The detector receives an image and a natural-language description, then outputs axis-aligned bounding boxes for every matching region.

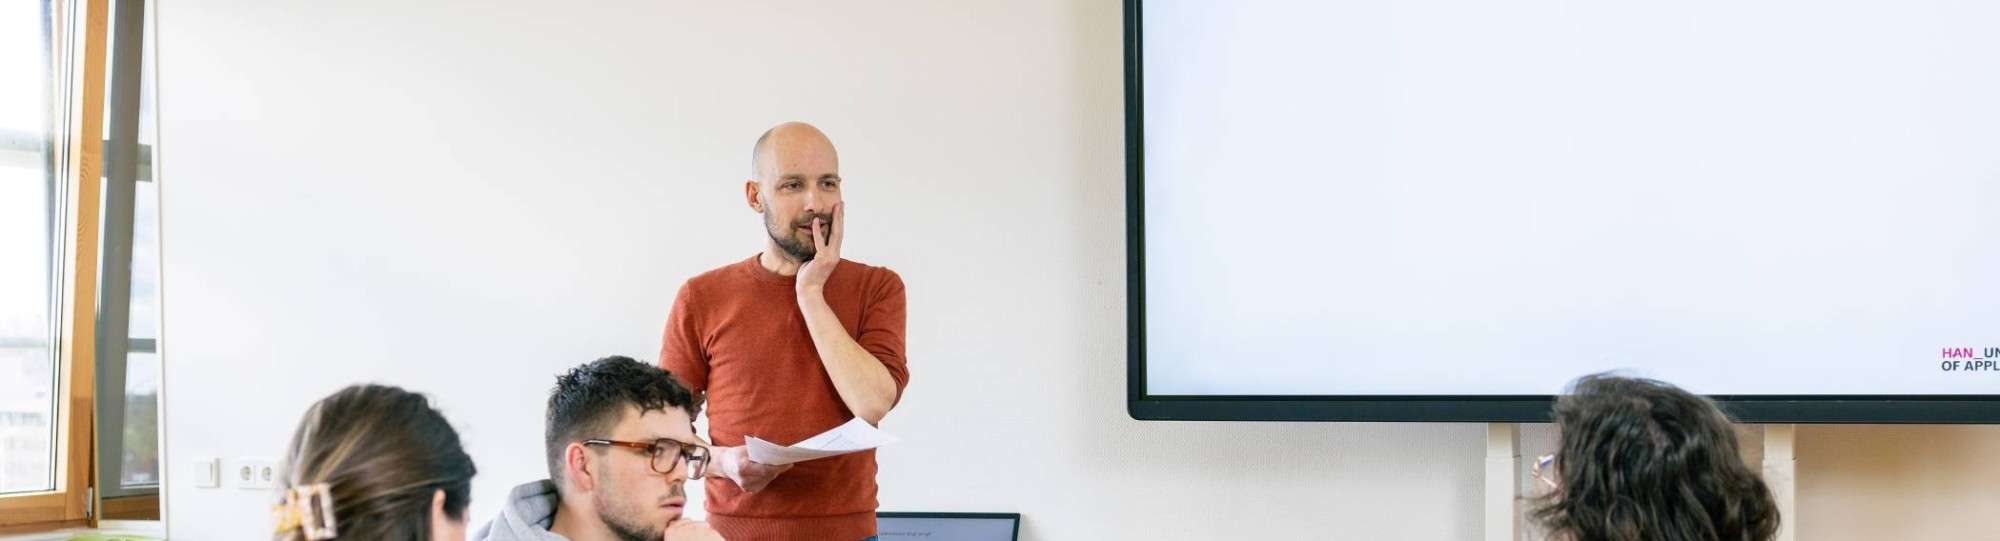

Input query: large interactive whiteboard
[1126,0,2000,422]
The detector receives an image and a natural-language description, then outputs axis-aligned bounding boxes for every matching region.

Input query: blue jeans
[861,538,879,541]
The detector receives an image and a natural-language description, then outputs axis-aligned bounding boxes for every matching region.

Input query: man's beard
[605,517,662,541]
[597,481,684,541]
[764,208,831,263]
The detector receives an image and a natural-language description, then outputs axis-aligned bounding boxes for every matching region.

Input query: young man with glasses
[481,356,725,541]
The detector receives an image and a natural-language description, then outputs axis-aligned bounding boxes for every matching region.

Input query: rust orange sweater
[660,254,909,541]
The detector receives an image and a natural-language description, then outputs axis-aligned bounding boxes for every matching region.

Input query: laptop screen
[876,512,1020,541]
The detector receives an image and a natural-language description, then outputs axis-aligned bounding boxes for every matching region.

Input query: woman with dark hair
[1530,374,1781,541]
[274,384,478,541]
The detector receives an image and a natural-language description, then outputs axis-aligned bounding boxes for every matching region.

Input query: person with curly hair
[1530,373,1781,541]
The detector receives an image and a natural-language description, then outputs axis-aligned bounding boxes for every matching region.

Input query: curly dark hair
[545,355,700,482]
[277,384,476,541]
[1529,373,1781,541]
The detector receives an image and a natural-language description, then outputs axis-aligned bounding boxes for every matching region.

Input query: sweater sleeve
[858,268,910,404]
[658,280,710,394]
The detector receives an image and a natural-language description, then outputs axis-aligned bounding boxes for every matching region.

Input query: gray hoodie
[476,480,570,541]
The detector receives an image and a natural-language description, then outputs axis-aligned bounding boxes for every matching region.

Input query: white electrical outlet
[255,459,280,488]
[225,458,256,488]
[191,456,220,488]
[230,457,281,489]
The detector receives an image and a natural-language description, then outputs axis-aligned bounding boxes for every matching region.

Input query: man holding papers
[660,122,911,541]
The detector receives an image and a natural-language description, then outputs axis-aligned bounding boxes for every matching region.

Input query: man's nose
[668,459,690,482]
[804,190,825,213]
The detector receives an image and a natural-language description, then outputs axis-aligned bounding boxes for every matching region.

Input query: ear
[564,442,598,493]
[744,180,763,213]
[428,489,464,541]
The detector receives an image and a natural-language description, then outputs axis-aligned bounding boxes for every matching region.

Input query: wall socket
[226,457,280,489]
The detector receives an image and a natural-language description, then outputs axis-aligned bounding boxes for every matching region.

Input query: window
[0,0,148,529]
[0,0,60,499]
[98,0,159,499]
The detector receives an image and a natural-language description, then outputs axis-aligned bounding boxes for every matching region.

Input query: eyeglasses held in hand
[1531,453,1559,490]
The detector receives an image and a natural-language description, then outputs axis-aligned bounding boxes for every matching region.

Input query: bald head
[744,122,844,264]
[750,122,839,181]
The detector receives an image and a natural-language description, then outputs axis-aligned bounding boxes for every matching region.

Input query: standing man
[660,122,909,541]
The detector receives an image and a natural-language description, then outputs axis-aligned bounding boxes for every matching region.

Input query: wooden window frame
[0,0,110,530]
[100,494,158,521]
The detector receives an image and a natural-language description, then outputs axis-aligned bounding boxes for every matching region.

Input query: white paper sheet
[744,418,901,466]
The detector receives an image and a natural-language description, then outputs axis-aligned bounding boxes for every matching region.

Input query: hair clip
[273,483,339,540]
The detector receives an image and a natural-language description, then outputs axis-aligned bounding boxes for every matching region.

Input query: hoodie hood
[475,480,569,541]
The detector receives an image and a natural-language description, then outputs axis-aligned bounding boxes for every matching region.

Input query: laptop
[876,512,1021,541]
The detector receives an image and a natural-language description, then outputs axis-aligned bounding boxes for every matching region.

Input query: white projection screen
[1125,0,2000,422]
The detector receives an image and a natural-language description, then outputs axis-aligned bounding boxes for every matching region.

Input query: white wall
[153,1,1998,540]
[1796,425,2000,541]
[156,1,1482,539]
